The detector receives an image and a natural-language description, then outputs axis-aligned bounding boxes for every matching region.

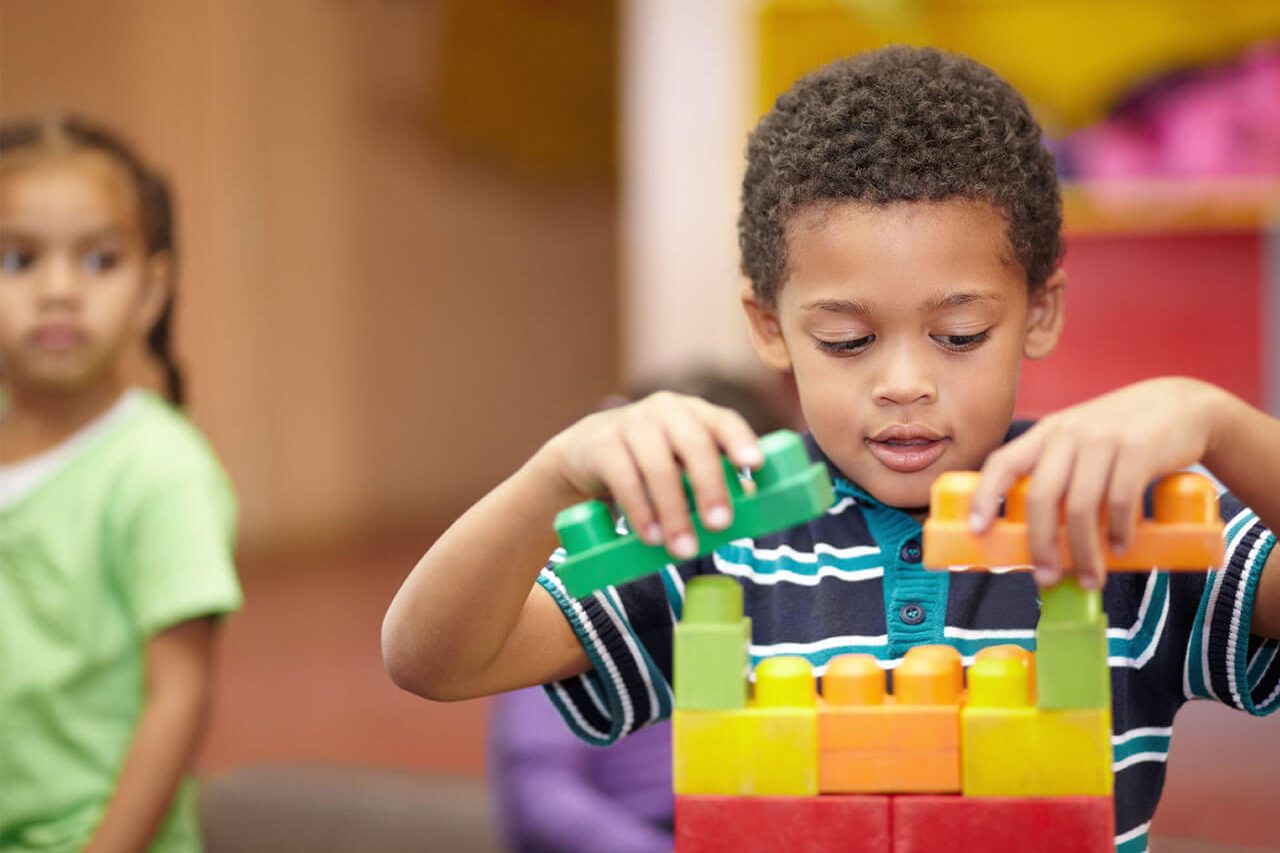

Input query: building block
[961,647,1113,797]
[740,656,819,795]
[891,795,1115,853]
[1035,577,1111,710]
[673,707,748,795]
[553,430,835,597]
[676,795,891,853]
[673,655,819,796]
[674,575,751,710]
[818,647,962,793]
[922,470,1223,570]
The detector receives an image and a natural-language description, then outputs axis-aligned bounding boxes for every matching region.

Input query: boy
[383,47,1280,852]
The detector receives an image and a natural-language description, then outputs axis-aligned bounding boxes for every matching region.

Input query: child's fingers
[593,441,661,545]
[691,398,763,469]
[621,418,698,560]
[1063,442,1115,590]
[663,408,733,533]
[1025,438,1076,587]
[1105,452,1148,554]
[970,429,1044,532]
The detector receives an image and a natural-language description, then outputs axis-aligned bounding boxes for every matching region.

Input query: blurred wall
[0,0,619,550]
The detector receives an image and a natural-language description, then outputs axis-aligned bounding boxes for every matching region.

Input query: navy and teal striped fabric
[536,430,1279,853]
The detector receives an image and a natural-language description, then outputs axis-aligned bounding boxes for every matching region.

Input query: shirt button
[899,539,922,563]
[899,603,926,625]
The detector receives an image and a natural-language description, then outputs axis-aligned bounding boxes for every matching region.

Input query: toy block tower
[818,646,962,793]
[961,645,1112,797]
[552,430,834,598]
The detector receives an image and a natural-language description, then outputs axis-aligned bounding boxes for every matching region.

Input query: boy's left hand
[967,377,1227,589]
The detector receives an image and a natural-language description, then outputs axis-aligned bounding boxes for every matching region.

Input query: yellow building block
[740,656,819,795]
[672,656,818,796]
[961,647,1113,797]
[672,708,745,795]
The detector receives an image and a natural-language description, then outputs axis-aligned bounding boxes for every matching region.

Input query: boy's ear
[741,284,793,371]
[1023,267,1066,360]
[135,251,173,336]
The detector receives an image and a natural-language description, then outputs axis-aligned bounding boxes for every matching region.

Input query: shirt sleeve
[536,547,708,746]
[116,455,243,637]
[1180,489,1280,715]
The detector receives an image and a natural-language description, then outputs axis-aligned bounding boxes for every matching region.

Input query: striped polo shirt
[535,430,1279,853]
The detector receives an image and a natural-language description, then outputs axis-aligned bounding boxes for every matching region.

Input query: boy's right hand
[539,391,763,561]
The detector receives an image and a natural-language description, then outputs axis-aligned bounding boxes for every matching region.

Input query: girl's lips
[30,325,85,350]
[865,437,948,473]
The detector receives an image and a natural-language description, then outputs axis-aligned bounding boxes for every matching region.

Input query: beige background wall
[0,0,619,550]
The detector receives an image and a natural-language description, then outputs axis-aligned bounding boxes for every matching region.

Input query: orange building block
[923,471,1223,570]
[818,646,962,794]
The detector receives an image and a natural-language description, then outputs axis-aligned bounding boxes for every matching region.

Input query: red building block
[676,795,891,853]
[892,795,1114,853]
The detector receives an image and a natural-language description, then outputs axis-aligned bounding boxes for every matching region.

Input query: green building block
[1035,577,1112,711]
[552,430,835,599]
[674,576,751,710]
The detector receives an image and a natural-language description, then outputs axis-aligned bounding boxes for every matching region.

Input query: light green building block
[552,430,835,598]
[674,576,751,710]
[1035,577,1111,711]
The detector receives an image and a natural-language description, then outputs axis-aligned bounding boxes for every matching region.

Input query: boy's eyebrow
[920,291,1001,312]
[799,298,876,316]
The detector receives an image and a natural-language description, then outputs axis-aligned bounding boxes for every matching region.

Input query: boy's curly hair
[740,45,1062,305]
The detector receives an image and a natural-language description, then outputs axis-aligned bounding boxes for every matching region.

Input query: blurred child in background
[487,372,793,853]
[0,117,242,852]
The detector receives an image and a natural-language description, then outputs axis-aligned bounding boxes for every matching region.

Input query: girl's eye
[0,248,35,274]
[817,334,875,355]
[82,250,120,274]
[935,331,990,352]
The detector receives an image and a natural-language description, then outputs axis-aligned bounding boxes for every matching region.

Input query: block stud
[929,471,978,522]
[554,500,617,554]
[823,654,885,705]
[971,644,1036,698]
[684,575,744,623]
[1004,478,1030,522]
[754,656,817,708]
[1154,472,1218,524]
[752,431,811,490]
[897,645,963,704]
[968,648,1032,708]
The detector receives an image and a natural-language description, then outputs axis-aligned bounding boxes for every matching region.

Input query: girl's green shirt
[0,390,242,852]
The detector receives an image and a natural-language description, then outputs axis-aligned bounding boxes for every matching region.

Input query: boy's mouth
[866,425,949,474]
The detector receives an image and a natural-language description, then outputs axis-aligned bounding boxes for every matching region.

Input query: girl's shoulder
[1,390,232,513]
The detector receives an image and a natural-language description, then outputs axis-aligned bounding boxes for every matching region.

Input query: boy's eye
[816,334,875,355]
[935,331,990,352]
[0,248,35,274]
[82,250,120,274]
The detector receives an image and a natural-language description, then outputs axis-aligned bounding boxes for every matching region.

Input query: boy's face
[743,199,1064,509]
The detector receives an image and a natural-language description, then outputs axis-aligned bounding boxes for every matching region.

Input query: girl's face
[0,151,166,397]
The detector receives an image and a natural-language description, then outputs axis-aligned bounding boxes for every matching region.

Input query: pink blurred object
[1067,43,1280,178]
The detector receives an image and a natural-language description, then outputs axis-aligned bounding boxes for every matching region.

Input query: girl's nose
[35,254,80,305]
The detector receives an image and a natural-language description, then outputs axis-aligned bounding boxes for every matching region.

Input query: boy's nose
[872,345,937,406]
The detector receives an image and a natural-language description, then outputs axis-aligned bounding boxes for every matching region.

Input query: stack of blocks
[668,471,1223,853]
[548,439,1223,852]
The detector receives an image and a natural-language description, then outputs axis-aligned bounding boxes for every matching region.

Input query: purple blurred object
[1063,42,1280,179]
[488,687,673,853]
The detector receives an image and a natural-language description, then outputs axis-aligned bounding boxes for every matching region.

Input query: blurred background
[2,0,1277,850]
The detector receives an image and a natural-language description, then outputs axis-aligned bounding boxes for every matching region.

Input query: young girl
[0,117,242,852]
